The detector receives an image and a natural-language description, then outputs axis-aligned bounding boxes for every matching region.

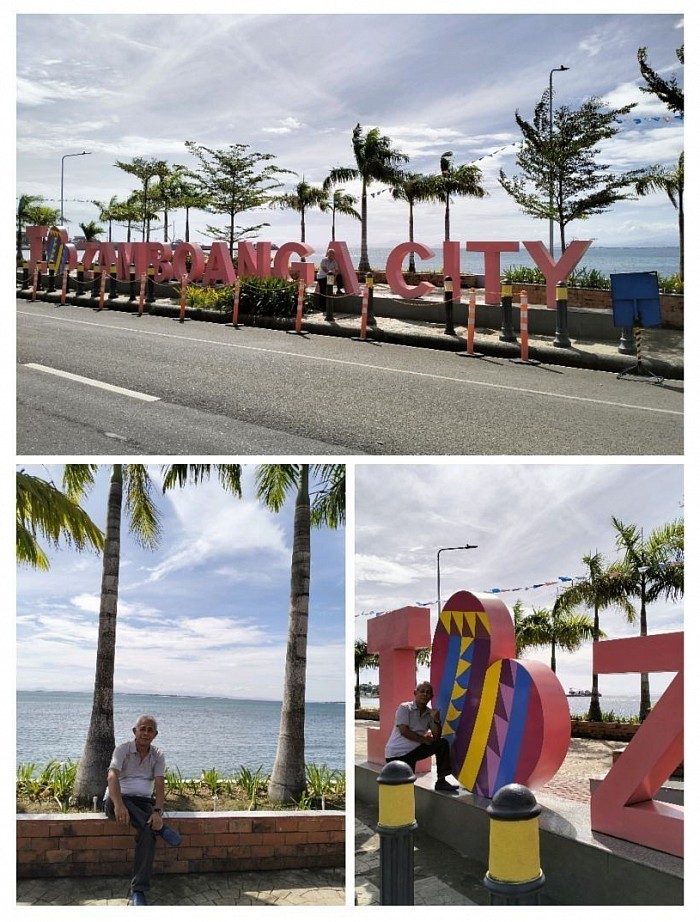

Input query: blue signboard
[610,272,662,328]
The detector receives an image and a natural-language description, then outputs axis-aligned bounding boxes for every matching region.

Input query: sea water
[351,245,680,278]
[360,693,657,720]
[16,691,344,777]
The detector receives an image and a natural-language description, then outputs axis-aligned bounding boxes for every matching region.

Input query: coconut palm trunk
[268,465,311,803]
[73,465,123,803]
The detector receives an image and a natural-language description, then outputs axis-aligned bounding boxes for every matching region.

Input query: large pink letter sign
[365,606,432,766]
[430,590,569,797]
[591,632,683,857]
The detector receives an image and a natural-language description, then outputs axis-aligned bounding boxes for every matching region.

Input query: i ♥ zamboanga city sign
[27,225,592,305]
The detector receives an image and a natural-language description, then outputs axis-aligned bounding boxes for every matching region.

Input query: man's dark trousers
[386,737,453,777]
[104,795,157,892]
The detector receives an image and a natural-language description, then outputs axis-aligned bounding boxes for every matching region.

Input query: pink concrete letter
[273,242,315,282]
[591,632,683,857]
[327,241,359,295]
[523,240,592,308]
[385,243,435,299]
[466,241,520,304]
[443,241,462,303]
[238,242,272,279]
[26,226,48,266]
[365,607,432,767]
[202,243,237,286]
[172,243,205,281]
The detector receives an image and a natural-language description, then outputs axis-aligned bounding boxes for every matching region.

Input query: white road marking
[18,310,682,417]
[23,363,160,402]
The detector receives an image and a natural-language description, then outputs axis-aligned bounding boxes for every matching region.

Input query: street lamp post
[60,151,91,225]
[436,544,478,616]
[548,66,569,256]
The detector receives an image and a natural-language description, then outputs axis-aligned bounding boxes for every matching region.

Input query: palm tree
[354,640,379,709]
[17,195,44,264]
[516,605,596,674]
[79,220,104,242]
[390,173,436,273]
[433,152,487,241]
[326,124,408,273]
[635,152,684,280]
[69,464,162,803]
[161,463,345,804]
[110,194,143,243]
[272,177,329,245]
[553,553,635,720]
[325,187,361,241]
[256,463,345,803]
[611,516,684,721]
[512,598,547,656]
[92,196,121,242]
[16,470,104,570]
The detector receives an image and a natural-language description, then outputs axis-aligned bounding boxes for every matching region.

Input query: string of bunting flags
[356,576,584,617]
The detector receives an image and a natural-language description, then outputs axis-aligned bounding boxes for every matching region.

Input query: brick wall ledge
[17,810,345,879]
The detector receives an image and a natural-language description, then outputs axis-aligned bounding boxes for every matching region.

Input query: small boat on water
[567,688,601,697]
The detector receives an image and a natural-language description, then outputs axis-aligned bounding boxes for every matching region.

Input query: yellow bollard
[377,760,417,905]
[483,783,545,905]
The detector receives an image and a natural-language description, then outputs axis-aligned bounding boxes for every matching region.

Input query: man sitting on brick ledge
[385,681,460,793]
[104,715,181,906]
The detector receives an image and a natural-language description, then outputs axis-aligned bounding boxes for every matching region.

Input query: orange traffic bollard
[359,286,369,340]
[519,289,529,360]
[457,287,483,359]
[295,280,305,333]
[137,273,147,315]
[509,289,539,366]
[178,275,187,321]
[232,279,241,327]
[98,270,107,310]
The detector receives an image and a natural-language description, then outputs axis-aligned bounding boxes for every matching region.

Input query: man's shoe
[130,890,147,906]
[435,779,459,792]
[159,825,182,847]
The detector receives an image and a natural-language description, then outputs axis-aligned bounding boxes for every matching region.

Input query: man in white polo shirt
[385,681,459,792]
[104,715,181,906]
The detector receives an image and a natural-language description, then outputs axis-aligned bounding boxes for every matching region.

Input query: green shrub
[502,265,545,284]
[658,274,683,294]
[184,275,313,320]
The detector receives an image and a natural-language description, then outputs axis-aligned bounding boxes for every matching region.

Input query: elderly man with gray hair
[385,682,460,792]
[104,715,181,905]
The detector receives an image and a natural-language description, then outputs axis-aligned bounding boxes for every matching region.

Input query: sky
[16,464,346,702]
[355,461,684,699]
[13,3,686,257]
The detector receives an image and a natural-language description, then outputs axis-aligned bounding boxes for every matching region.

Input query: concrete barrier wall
[17,811,345,879]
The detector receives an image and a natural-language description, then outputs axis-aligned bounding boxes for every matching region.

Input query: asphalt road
[17,300,683,456]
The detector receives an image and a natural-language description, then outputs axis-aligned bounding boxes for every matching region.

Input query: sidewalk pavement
[16,866,345,906]
[18,288,684,380]
[300,304,683,381]
[355,798,490,906]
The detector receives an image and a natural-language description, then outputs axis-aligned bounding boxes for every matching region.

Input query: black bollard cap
[487,783,541,821]
[377,761,416,786]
